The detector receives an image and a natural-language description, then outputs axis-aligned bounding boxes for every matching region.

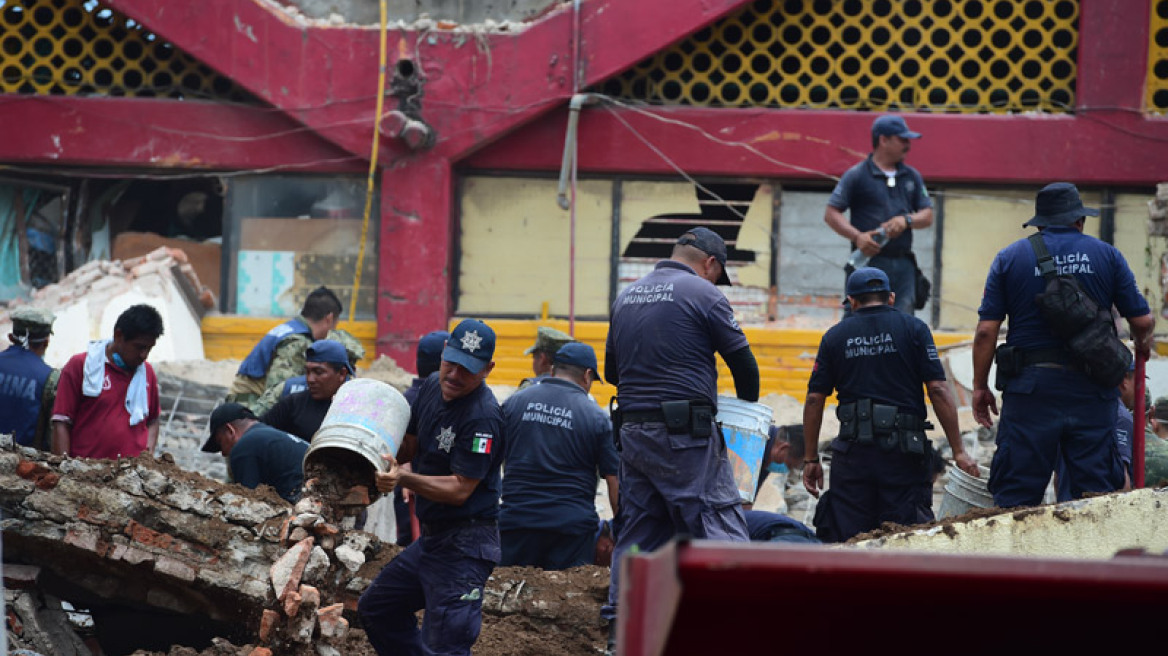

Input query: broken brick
[258,609,280,644]
[15,460,50,480]
[289,527,309,543]
[312,521,339,537]
[34,472,59,490]
[283,590,303,618]
[270,537,314,601]
[339,485,371,507]
[317,603,348,640]
[248,648,273,656]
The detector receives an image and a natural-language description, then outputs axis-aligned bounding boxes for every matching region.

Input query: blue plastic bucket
[717,396,774,503]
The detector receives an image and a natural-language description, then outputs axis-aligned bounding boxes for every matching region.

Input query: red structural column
[377,157,454,363]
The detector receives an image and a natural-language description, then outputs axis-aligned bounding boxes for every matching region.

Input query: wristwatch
[904,213,914,229]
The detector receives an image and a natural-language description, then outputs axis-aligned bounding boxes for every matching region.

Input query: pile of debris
[0,247,214,367]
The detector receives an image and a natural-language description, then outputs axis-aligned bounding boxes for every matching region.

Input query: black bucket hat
[1023,182,1099,228]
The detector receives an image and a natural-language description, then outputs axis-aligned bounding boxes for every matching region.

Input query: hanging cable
[350,0,390,322]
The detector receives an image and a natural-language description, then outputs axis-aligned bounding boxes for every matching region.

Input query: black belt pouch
[872,404,898,451]
[660,400,692,435]
[856,399,874,445]
[690,404,714,438]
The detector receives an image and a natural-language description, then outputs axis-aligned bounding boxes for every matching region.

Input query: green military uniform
[246,329,366,415]
[518,326,575,390]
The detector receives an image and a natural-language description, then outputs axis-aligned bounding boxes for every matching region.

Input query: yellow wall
[458,177,613,318]
[201,316,378,362]
[201,316,970,406]
[938,188,1103,331]
[1113,192,1167,314]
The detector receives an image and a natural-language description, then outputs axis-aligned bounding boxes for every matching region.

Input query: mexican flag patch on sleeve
[471,432,493,454]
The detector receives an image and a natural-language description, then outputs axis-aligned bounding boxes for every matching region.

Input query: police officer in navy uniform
[394,329,451,547]
[803,267,978,543]
[500,342,618,570]
[973,182,1154,507]
[602,227,760,642]
[0,307,56,448]
[359,319,504,656]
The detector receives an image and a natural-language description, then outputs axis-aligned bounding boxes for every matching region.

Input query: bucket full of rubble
[304,379,410,481]
[717,395,774,504]
[937,463,993,519]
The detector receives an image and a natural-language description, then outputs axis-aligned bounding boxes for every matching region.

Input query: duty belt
[1019,348,1070,367]
[622,409,667,423]
[420,517,497,537]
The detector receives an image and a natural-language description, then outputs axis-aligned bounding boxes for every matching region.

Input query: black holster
[660,400,714,438]
[609,396,623,452]
[837,399,931,457]
[994,344,1021,391]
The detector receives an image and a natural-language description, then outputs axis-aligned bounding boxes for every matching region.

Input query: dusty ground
[129,564,610,656]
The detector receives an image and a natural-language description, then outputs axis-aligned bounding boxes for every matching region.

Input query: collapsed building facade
[0,0,1166,404]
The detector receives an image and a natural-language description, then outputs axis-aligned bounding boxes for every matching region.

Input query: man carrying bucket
[358,319,504,656]
[602,227,760,651]
[802,267,978,542]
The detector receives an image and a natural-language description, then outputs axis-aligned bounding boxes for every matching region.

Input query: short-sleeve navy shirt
[808,304,945,417]
[979,226,1149,351]
[406,373,505,524]
[229,423,310,503]
[499,377,618,534]
[827,155,932,257]
[606,260,750,411]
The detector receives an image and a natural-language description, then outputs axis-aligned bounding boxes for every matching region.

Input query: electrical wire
[349,0,389,321]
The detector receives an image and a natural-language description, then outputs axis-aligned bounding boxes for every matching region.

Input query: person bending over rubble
[259,339,352,442]
[201,402,309,503]
[499,342,618,570]
[972,183,1154,507]
[0,306,57,449]
[51,304,164,459]
[359,318,505,656]
[250,327,366,416]
[802,267,978,543]
[226,286,342,406]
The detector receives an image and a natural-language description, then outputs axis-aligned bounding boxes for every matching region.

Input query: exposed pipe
[557,91,598,336]
[1135,350,1147,488]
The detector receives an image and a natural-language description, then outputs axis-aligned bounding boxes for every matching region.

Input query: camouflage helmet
[524,326,575,356]
[327,328,366,366]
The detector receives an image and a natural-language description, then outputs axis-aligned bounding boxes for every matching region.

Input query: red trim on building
[0,96,362,172]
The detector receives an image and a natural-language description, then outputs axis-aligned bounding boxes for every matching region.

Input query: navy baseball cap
[1023,182,1099,228]
[553,342,600,379]
[846,267,891,296]
[872,115,921,140]
[443,319,496,374]
[202,403,255,453]
[416,330,450,376]
[677,227,732,286]
[307,339,355,375]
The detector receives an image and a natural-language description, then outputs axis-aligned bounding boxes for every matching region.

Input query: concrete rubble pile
[0,246,214,367]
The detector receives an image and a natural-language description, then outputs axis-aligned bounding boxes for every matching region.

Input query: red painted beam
[620,540,1168,655]
[463,105,1168,187]
[1078,0,1150,111]
[0,95,362,172]
[102,0,754,162]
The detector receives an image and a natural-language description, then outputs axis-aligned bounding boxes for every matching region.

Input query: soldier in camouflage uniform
[1,307,57,450]
[226,287,343,406]
[249,328,366,416]
[518,326,575,390]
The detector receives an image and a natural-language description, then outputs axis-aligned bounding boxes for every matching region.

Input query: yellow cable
[350,0,389,322]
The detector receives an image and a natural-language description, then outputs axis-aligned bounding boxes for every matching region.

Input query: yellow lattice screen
[1150,0,1168,113]
[600,0,1080,113]
[0,0,252,101]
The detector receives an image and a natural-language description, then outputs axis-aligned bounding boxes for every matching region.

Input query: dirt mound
[358,355,414,392]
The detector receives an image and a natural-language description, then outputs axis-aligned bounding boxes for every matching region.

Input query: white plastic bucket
[716,395,774,504]
[937,464,993,519]
[303,379,411,475]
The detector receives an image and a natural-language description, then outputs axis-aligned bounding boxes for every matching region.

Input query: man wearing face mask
[201,403,309,504]
[259,339,353,442]
[51,304,164,459]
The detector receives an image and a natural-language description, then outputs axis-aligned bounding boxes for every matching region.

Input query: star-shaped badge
[461,330,482,353]
[437,426,456,453]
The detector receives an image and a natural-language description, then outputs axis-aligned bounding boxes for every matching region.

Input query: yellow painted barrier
[200,315,971,408]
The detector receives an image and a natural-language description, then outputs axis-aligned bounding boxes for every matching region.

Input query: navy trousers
[358,524,499,656]
[815,440,933,543]
[989,367,1123,507]
[500,528,595,570]
[602,421,748,620]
